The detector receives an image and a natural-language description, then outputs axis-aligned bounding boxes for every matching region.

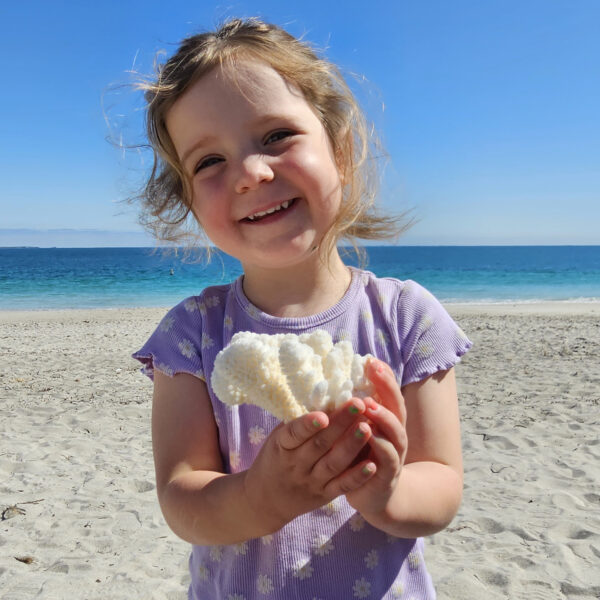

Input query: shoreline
[1,300,600,321]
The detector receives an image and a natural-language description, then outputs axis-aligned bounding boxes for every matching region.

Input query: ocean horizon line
[2,243,600,250]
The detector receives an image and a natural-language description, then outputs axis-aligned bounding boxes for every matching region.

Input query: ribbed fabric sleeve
[396,280,472,386]
[132,295,207,381]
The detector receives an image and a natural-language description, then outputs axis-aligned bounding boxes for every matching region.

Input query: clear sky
[1,0,599,247]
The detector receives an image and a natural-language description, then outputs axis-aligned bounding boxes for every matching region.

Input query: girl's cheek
[193,178,224,206]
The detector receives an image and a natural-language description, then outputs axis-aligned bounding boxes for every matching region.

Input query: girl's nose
[234,154,274,194]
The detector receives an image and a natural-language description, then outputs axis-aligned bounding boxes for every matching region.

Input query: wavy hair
[134,18,412,261]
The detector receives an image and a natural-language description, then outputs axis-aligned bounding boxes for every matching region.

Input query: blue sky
[1,0,598,247]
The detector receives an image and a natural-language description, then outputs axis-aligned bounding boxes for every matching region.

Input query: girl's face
[166,61,343,272]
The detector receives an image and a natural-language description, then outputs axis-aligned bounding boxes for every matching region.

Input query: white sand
[1,304,599,599]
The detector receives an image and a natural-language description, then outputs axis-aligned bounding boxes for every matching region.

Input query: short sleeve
[397,281,472,386]
[132,296,206,381]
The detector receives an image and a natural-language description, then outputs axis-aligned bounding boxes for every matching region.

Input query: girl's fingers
[277,412,329,451]
[364,398,407,454]
[367,359,407,425]
[366,433,402,480]
[324,458,377,497]
[310,420,372,482]
[299,399,367,462]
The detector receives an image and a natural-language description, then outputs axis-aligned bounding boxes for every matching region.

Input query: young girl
[133,18,471,600]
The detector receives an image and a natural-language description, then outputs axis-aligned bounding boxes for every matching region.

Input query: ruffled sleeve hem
[132,349,206,382]
[400,341,472,387]
[397,280,473,387]
[131,296,206,382]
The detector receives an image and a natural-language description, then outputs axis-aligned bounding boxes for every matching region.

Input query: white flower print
[336,330,351,342]
[233,541,248,556]
[246,304,261,320]
[321,499,339,516]
[386,534,398,544]
[249,426,266,445]
[361,310,373,323]
[201,333,214,349]
[375,328,389,346]
[159,315,175,332]
[261,534,273,545]
[256,574,274,594]
[349,513,366,532]
[408,551,421,570]
[314,534,334,556]
[365,549,379,570]
[229,451,241,470]
[184,299,198,312]
[227,594,246,600]
[209,546,223,561]
[421,288,436,302]
[390,583,404,598]
[224,315,234,329]
[155,363,174,377]
[420,315,433,332]
[206,295,220,308]
[195,368,205,381]
[353,577,371,598]
[293,559,313,580]
[198,563,209,581]
[377,292,387,307]
[198,302,207,316]
[178,339,196,359]
[416,342,434,358]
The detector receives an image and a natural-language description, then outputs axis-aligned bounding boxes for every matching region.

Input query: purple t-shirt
[133,268,472,600]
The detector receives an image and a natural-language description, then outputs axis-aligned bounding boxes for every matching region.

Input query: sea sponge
[211,330,374,422]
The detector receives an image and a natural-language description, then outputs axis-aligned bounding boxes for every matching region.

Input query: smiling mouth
[243,199,296,222]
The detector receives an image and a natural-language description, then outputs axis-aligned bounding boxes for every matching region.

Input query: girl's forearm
[159,470,286,546]
[362,462,463,538]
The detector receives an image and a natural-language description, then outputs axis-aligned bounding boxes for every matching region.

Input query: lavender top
[133,268,472,600]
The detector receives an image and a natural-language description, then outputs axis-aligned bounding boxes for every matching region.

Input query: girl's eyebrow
[180,135,218,166]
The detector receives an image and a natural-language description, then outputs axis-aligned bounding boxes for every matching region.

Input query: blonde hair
[135,17,411,260]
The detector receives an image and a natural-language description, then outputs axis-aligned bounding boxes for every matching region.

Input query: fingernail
[362,463,375,475]
[348,404,360,415]
[367,400,379,413]
[355,426,366,439]
[313,419,323,428]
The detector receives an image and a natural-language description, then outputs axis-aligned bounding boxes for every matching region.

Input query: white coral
[211,330,374,422]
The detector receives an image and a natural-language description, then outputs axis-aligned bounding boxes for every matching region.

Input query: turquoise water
[0,246,599,310]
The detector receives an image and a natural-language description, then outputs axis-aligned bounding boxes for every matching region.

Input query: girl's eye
[265,130,293,144]
[194,156,223,174]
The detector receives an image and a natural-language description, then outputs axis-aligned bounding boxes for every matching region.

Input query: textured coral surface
[211,330,374,422]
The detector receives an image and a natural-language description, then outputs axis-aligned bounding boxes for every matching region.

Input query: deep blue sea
[0,246,599,310]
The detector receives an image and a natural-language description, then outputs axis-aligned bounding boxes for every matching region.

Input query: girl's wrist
[241,470,289,536]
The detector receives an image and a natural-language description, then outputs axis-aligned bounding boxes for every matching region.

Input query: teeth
[247,200,291,221]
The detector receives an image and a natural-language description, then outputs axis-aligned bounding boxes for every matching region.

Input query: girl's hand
[345,359,408,519]
[243,398,377,533]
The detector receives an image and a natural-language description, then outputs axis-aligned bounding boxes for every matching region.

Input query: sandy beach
[1,304,599,599]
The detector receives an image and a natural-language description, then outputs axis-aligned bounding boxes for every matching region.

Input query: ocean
[0,246,599,311]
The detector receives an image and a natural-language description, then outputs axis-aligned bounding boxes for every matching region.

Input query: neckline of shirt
[233,266,369,330]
